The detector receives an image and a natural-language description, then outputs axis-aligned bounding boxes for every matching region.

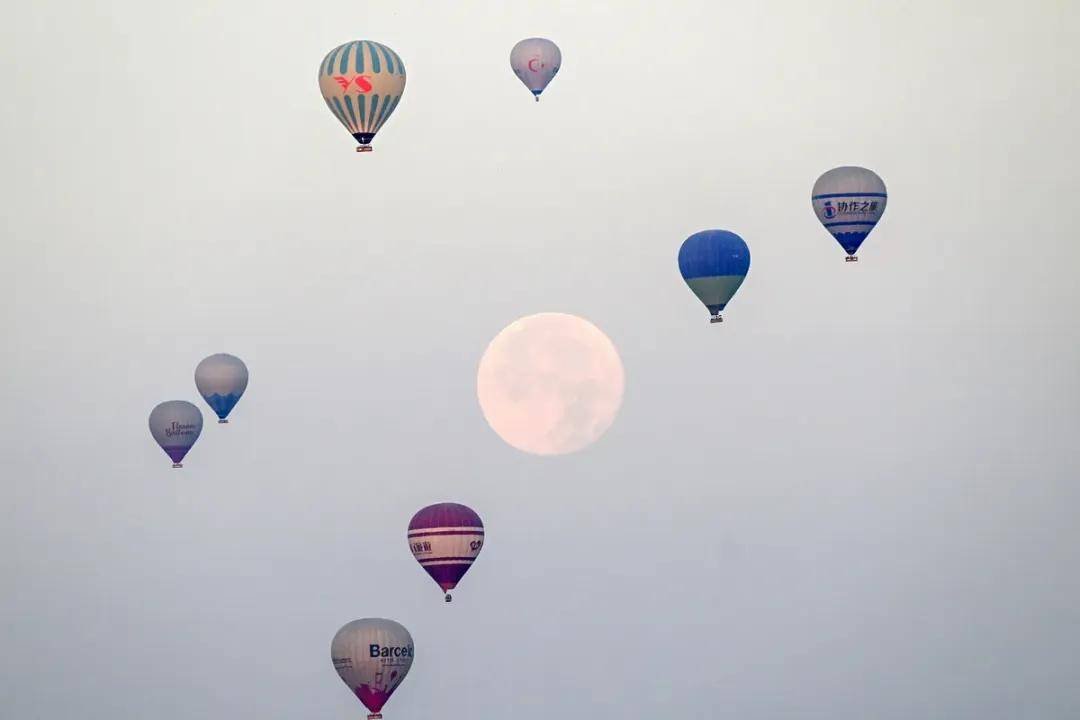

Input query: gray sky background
[2,1,1079,718]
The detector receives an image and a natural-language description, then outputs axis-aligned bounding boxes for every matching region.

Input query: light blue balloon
[195,353,249,423]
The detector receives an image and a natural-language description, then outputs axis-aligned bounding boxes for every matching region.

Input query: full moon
[477,313,625,456]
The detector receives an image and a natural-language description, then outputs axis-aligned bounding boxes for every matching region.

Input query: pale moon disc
[477,313,625,455]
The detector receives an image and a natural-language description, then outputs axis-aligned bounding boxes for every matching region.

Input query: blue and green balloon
[678,230,750,324]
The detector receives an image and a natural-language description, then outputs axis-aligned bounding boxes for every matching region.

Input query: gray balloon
[194,353,249,423]
[148,400,203,468]
[331,618,414,719]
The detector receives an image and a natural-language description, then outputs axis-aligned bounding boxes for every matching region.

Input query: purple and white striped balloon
[408,503,484,602]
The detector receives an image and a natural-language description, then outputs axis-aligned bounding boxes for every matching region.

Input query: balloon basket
[356,145,373,153]
[445,593,452,603]
[172,463,183,469]
[845,255,858,262]
[218,418,228,424]
[368,714,383,719]
[709,315,723,324]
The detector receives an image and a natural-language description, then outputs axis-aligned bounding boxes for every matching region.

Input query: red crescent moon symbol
[527,58,541,72]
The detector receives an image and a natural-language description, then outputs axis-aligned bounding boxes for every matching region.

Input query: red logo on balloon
[333,75,373,93]
[527,57,544,72]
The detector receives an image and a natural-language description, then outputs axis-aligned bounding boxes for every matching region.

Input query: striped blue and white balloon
[510,38,561,101]
[678,230,751,324]
[811,166,887,261]
[319,40,406,152]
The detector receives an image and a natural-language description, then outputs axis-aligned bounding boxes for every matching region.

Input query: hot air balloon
[319,40,406,152]
[811,166,888,262]
[331,619,414,720]
[678,230,751,323]
[148,400,203,468]
[510,38,561,101]
[408,503,484,602]
[195,353,248,423]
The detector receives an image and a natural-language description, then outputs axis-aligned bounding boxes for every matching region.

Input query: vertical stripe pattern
[318,40,407,145]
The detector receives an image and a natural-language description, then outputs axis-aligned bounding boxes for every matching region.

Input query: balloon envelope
[678,230,750,321]
[510,38,561,100]
[148,400,203,467]
[811,166,887,258]
[319,40,406,150]
[408,503,484,599]
[195,353,248,422]
[331,619,414,719]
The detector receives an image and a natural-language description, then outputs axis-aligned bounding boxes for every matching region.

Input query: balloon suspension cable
[356,145,374,153]
[845,255,858,262]
[445,592,452,603]
[710,314,723,324]
[172,463,183,469]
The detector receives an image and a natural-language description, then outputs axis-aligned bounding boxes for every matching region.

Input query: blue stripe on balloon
[339,43,353,75]
[367,42,381,74]
[344,95,358,130]
[324,46,340,76]
[324,98,346,127]
[388,47,405,75]
[380,94,401,129]
[368,94,380,129]
[812,192,887,199]
[357,95,367,131]
[377,43,395,74]
[824,220,877,227]
[373,94,395,130]
[331,97,351,129]
[354,41,364,74]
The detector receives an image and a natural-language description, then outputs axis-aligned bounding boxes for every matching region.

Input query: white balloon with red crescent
[510,38,561,101]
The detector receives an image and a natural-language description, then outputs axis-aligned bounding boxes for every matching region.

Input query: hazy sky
[2,1,1079,718]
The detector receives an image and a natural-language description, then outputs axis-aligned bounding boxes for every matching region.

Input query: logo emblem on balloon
[510,38,562,100]
[333,75,374,93]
